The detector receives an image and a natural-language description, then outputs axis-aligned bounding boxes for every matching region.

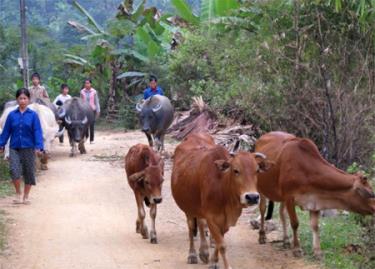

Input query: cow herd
[125,131,375,269]
[1,94,375,269]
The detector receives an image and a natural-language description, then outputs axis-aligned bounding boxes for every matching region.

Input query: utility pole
[20,0,29,88]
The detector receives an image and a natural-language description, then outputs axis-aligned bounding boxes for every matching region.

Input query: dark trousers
[58,123,64,143]
[89,116,96,142]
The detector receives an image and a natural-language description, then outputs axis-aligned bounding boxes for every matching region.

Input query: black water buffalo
[60,97,94,157]
[136,95,174,152]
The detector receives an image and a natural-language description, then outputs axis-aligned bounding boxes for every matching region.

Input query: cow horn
[136,103,143,112]
[82,116,88,124]
[65,116,72,125]
[254,152,267,159]
[152,103,162,112]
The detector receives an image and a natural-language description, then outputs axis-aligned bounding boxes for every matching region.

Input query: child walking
[80,79,100,144]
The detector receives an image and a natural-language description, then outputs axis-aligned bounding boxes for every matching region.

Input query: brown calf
[125,144,164,244]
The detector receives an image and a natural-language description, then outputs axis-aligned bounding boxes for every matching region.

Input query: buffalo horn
[65,116,72,125]
[58,107,66,118]
[152,103,162,112]
[82,116,88,124]
[136,103,143,112]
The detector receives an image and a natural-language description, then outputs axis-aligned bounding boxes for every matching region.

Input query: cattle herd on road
[1,95,375,269]
[126,130,375,269]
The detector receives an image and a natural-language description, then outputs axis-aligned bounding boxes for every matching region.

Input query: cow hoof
[150,231,157,244]
[69,153,74,157]
[313,251,324,261]
[136,221,141,234]
[258,235,267,244]
[187,254,198,264]
[141,227,149,239]
[199,249,209,264]
[208,263,220,269]
[292,248,304,258]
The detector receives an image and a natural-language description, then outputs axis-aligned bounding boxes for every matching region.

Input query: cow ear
[256,160,273,173]
[254,153,273,173]
[128,171,145,182]
[215,160,231,172]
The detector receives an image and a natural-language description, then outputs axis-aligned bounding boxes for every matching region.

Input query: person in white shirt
[53,84,72,144]
[53,84,72,107]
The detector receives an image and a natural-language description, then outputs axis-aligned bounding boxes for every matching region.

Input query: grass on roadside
[0,210,8,251]
[0,158,11,253]
[297,209,370,269]
[0,158,11,198]
[268,202,370,269]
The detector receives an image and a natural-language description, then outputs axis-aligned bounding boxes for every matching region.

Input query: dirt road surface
[0,131,319,269]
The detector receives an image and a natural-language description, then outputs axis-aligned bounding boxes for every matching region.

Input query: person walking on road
[0,88,44,204]
[80,79,100,144]
[54,84,72,144]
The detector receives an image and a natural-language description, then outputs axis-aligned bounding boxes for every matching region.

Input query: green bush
[0,159,12,198]
[168,0,375,169]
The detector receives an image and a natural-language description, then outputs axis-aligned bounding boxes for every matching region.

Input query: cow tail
[265,201,274,220]
[193,218,198,237]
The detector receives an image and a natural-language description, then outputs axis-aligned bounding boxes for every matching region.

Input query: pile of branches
[167,96,218,140]
[168,97,260,151]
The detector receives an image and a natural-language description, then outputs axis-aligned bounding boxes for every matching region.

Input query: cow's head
[128,157,164,205]
[65,116,88,143]
[350,173,375,215]
[215,152,272,207]
[136,102,162,134]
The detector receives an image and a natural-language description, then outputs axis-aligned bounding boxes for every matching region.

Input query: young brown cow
[256,132,375,258]
[125,144,164,244]
[172,133,270,269]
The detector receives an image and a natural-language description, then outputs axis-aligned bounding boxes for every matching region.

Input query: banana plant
[66,0,176,113]
[171,0,239,25]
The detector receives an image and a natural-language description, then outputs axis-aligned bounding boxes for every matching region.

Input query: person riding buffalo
[143,76,164,100]
[29,72,49,103]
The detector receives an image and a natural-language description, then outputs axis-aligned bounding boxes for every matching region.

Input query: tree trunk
[20,0,29,88]
[316,9,338,164]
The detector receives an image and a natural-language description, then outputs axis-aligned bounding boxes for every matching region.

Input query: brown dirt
[0,131,320,269]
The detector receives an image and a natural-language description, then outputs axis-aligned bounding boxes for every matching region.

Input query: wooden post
[20,0,29,88]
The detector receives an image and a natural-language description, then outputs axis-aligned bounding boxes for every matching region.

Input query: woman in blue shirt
[0,88,44,204]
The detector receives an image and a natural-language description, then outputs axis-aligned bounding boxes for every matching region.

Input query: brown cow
[125,144,164,244]
[172,133,270,269]
[256,131,375,258]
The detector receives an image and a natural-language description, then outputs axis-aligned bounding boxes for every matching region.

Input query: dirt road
[0,131,318,269]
